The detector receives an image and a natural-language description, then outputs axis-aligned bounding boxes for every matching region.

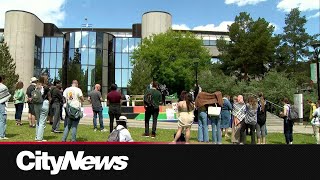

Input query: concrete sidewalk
[6,111,315,134]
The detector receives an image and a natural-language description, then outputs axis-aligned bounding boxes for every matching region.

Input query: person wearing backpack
[62,80,84,142]
[279,98,293,144]
[26,77,37,128]
[107,116,133,142]
[240,96,258,144]
[33,75,51,142]
[142,81,162,138]
[256,93,267,144]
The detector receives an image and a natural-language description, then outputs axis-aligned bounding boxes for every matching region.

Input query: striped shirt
[0,83,11,104]
[232,102,246,122]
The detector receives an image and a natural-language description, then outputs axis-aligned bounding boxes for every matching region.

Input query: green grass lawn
[1,120,317,144]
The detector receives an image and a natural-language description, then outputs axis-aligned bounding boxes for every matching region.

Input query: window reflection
[43,53,50,68]
[50,53,56,69]
[51,38,57,52]
[122,38,128,53]
[88,66,95,87]
[115,53,121,68]
[56,53,63,68]
[75,32,82,48]
[122,69,129,87]
[115,38,122,52]
[88,48,96,65]
[122,54,129,68]
[115,69,121,87]
[56,38,64,52]
[81,48,89,64]
[81,31,89,48]
[69,33,75,49]
[89,31,96,48]
[96,32,103,49]
[44,38,51,52]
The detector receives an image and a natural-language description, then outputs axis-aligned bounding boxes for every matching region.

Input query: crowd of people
[1,74,320,144]
[0,74,132,142]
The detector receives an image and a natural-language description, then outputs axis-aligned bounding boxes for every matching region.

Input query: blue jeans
[209,115,222,144]
[62,117,80,142]
[93,109,104,130]
[198,111,209,142]
[283,118,293,144]
[34,100,49,141]
[0,103,7,138]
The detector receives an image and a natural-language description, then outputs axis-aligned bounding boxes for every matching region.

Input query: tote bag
[208,104,221,116]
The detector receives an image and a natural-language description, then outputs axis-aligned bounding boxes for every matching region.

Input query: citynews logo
[16,151,129,175]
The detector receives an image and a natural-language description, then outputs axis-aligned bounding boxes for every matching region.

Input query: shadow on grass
[6,134,19,138]
[76,137,89,142]
[43,135,58,140]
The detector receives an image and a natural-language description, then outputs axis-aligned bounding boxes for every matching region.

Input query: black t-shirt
[43,86,51,100]
[51,86,63,104]
[26,84,36,98]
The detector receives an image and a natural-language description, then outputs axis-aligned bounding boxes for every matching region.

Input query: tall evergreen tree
[279,8,313,65]
[0,41,19,94]
[217,12,278,81]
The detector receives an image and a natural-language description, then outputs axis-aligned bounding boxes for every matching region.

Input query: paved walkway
[6,111,315,134]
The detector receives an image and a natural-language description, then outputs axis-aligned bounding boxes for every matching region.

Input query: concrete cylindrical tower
[4,10,44,91]
[141,11,172,39]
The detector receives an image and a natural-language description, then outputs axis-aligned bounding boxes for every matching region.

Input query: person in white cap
[111,116,133,142]
[26,77,38,128]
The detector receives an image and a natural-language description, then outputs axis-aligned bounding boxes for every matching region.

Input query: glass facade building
[114,37,141,95]
[1,10,229,97]
[64,31,115,96]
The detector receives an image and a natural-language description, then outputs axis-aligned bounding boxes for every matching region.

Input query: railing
[242,93,283,117]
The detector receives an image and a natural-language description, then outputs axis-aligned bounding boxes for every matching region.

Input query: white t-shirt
[113,125,134,142]
[284,104,290,116]
[63,86,83,108]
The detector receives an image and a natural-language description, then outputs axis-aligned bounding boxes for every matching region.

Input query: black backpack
[144,90,154,108]
[257,101,266,126]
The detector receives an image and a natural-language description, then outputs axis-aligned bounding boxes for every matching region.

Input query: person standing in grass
[231,95,246,144]
[33,75,51,142]
[256,93,267,144]
[171,93,195,144]
[107,84,122,133]
[307,99,317,136]
[26,77,37,128]
[88,84,106,132]
[50,80,64,133]
[0,75,11,140]
[62,80,84,142]
[221,94,232,139]
[142,81,162,138]
[279,98,293,144]
[311,100,320,144]
[13,81,25,126]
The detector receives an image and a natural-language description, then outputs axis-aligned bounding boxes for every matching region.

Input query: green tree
[131,30,211,94]
[217,12,278,81]
[128,59,152,95]
[0,41,19,94]
[65,48,87,95]
[279,8,313,66]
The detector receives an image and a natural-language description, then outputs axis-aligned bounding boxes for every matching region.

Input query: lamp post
[312,42,320,100]
[194,59,199,86]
